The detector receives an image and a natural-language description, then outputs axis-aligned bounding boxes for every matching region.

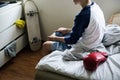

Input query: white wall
[33,0,120,40]
[94,0,120,21]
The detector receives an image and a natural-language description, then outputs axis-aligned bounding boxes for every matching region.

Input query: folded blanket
[63,43,108,61]
[63,49,89,61]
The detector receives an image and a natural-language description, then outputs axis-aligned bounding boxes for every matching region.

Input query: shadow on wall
[33,0,81,40]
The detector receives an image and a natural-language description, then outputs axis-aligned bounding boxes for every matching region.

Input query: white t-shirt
[65,2,105,53]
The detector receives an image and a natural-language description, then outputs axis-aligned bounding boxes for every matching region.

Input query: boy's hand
[55,27,71,35]
[48,35,56,41]
[48,35,65,43]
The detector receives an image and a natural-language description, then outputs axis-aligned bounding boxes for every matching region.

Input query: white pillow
[108,13,120,26]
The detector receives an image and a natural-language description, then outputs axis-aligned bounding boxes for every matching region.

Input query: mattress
[35,70,75,80]
[0,33,27,67]
[0,2,22,32]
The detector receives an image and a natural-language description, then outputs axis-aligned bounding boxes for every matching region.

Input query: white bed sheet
[36,50,120,80]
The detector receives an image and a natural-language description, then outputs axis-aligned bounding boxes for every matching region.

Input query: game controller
[55,31,63,36]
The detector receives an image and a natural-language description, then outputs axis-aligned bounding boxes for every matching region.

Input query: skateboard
[24,0,41,51]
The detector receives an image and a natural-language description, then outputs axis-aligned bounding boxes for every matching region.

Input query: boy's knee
[42,41,53,51]
[43,41,51,45]
[42,41,49,49]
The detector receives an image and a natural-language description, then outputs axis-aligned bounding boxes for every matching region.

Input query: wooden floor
[0,46,46,80]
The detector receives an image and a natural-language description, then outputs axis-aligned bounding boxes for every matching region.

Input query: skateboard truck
[31,37,40,44]
[27,11,38,16]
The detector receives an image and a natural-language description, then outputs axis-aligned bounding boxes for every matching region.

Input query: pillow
[108,13,120,26]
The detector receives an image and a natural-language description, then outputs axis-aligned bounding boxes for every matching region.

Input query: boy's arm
[48,35,65,43]
[55,27,71,35]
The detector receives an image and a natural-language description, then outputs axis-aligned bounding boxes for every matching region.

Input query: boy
[43,0,105,54]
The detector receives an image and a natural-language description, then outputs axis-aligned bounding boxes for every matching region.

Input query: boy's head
[73,0,91,8]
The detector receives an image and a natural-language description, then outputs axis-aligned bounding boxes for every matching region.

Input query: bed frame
[35,70,76,80]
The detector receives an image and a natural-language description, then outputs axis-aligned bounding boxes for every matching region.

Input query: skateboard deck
[24,0,41,51]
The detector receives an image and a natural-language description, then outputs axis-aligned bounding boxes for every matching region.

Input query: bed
[35,13,120,80]
[0,2,27,67]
